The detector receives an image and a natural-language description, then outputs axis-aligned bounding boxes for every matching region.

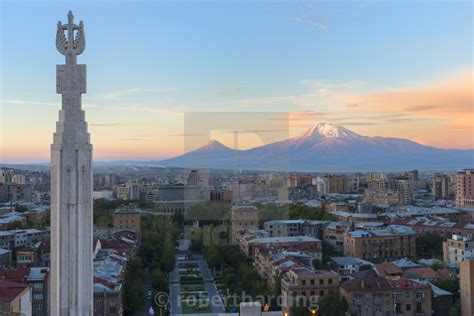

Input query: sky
[0,0,472,163]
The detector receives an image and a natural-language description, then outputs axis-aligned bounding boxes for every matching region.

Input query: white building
[443,234,474,266]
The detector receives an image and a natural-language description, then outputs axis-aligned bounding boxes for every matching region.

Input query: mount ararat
[160,123,474,171]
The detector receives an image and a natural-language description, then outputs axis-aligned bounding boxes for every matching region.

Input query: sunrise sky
[0,1,472,163]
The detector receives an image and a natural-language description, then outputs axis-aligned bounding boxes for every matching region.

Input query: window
[328,278,333,284]
[406,304,411,311]
[33,282,43,289]
[33,293,44,300]
[302,280,306,285]
[416,303,422,313]
[416,292,424,301]
[319,290,324,297]
[319,279,324,285]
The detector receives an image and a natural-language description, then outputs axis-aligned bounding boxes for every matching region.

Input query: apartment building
[281,266,339,315]
[341,276,432,316]
[113,207,141,237]
[231,205,259,243]
[456,169,474,210]
[443,234,474,266]
[343,225,416,262]
[263,220,304,237]
[460,259,474,316]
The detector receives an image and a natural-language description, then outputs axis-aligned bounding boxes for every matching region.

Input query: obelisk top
[56,10,85,65]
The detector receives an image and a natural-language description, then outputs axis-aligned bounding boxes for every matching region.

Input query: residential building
[456,169,474,210]
[329,257,373,282]
[112,207,141,237]
[460,259,474,316]
[115,185,130,200]
[343,225,416,262]
[0,249,12,267]
[263,220,304,237]
[16,246,37,267]
[340,276,432,316]
[281,267,339,315]
[443,234,474,266]
[254,248,313,288]
[432,174,450,199]
[322,221,352,252]
[241,235,321,261]
[392,218,474,239]
[0,280,32,316]
[27,268,49,316]
[323,174,348,194]
[231,205,259,243]
[396,177,412,205]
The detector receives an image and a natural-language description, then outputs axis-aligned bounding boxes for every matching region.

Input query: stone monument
[50,10,93,315]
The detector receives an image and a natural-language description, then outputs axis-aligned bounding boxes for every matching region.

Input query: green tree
[161,231,176,273]
[416,233,444,258]
[123,257,145,313]
[151,269,169,292]
[206,242,221,268]
[318,290,348,316]
[171,211,185,229]
[434,277,460,298]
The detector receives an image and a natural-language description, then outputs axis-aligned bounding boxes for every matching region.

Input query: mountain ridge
[160,123,474,171]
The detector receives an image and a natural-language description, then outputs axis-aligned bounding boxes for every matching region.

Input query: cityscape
[0,2,473,316]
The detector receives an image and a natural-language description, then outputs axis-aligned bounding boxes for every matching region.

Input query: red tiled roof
[341,276,430,292]
[436,268,457,279]
[403,267,440,280]
[94,276,115,288]
[0,267,29,282]
[0,280,28,303]
[375,263,403,276]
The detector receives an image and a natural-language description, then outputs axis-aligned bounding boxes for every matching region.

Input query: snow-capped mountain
[161,123,474,171]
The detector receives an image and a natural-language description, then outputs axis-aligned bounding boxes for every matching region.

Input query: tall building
[460,259,474,316]
[231,205,259,243]
[50,11,93,315]
[323,174,348,194]
[432,174,450,199]
[443,235,474,266]
[456,169,474,210]
[187,169,200,186]
[395,177,412,205]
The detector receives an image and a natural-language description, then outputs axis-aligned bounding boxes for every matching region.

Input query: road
[170,240,225,315]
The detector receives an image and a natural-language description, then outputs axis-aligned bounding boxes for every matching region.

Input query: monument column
[50,11,93,315]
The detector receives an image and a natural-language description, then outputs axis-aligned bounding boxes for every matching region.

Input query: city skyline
[1,1,473,163]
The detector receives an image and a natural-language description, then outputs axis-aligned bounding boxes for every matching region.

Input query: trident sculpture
[56,10,85,65]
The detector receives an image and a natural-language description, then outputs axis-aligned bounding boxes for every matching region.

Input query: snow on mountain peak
[296,122,360,139]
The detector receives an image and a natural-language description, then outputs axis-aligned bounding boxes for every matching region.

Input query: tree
[434,277,460,298]
[416,233,444,258]
[151,269,169,292]
[123,257,145,313]
[206,242,221,268]
[161,231,175,273]
[318,290,348,316]
[171,211,185,229]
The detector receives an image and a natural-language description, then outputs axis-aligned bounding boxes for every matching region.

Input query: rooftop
[250,235,320,244]
[341,276,430,292]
